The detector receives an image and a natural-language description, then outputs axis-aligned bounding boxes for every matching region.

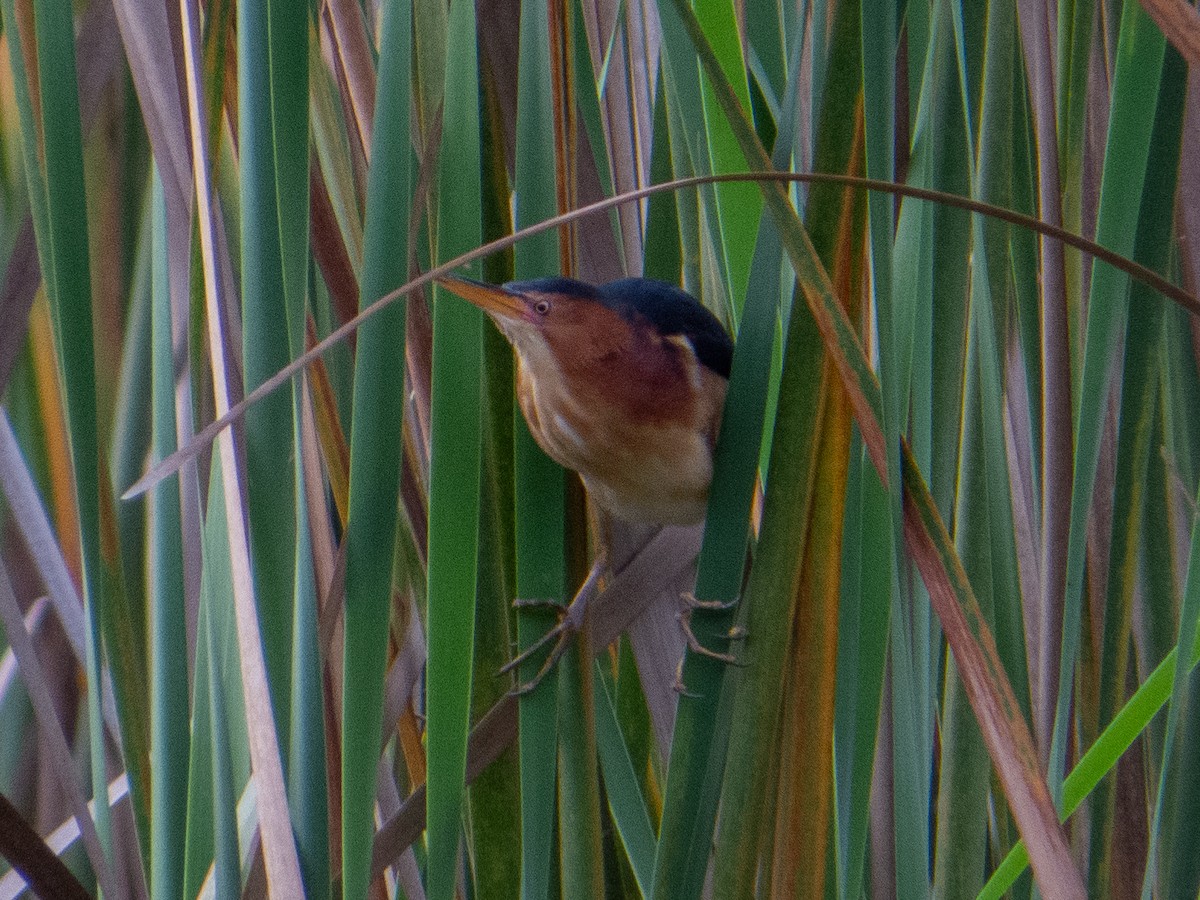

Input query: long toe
[498,617,570,677]
[510,629,578,696]
[677,609,740,664]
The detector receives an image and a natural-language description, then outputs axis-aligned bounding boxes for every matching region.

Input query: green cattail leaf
[341,0,413,896]
[425,0,483,894]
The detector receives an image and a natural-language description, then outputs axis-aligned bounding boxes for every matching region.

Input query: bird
[436,274,736,691]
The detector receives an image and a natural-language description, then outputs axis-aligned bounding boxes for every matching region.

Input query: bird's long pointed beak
[436,275,528,322]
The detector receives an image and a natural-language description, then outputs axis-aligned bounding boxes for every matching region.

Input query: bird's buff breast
[514,352,718,524]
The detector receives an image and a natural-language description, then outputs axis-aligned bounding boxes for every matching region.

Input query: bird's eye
[534,299,551,316]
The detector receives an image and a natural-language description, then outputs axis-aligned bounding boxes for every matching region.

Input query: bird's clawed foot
[499,599,585,696]
[670,629,748,695]
[676,607,746,664]
[500,562,605,696]
[672,594,747,695]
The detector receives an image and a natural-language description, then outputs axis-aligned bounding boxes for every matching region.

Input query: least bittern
[437,275,735,691]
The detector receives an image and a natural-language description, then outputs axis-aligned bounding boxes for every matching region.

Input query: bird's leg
[500,557,606,696]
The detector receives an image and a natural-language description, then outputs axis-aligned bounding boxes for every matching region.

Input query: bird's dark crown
[504,276,733,379]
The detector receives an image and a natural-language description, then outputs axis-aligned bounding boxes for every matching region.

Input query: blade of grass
[290,389,330,899]
[642,76,681,285]
[238,0,297,744]
[0,218,39,396]
[338,0,413,895]
[202,498,246,899]
[147,170,191,900]
[425,0,484,894]
[182,556,216,898]
[557,2,611,894]
[787,135,863,893]
[578,0,648,272]
[557,648,604,899]
[857,13,899,883]
[656,51,704,295]
[310,46,365,279]
[325,0,376,160]
[694,0,762,314]
[932,333,992,899]
[594,663,656,897]
[110,0,191,217]
[773,351,854,898]
[267,0,310,361]
[707,209,799,892]
[464,59,523,896]
[109,184,153,748]
[833,443,891,899]
[565,0,624,284]
[468,326,522,900]
[1142,352,1195,888]
[1014,0,1073,767]
[413,0,450,140]
[1055,0,1096,328]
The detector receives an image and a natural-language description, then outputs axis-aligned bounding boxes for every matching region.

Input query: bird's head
[435,276,620,366]
[435,275,732,382]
